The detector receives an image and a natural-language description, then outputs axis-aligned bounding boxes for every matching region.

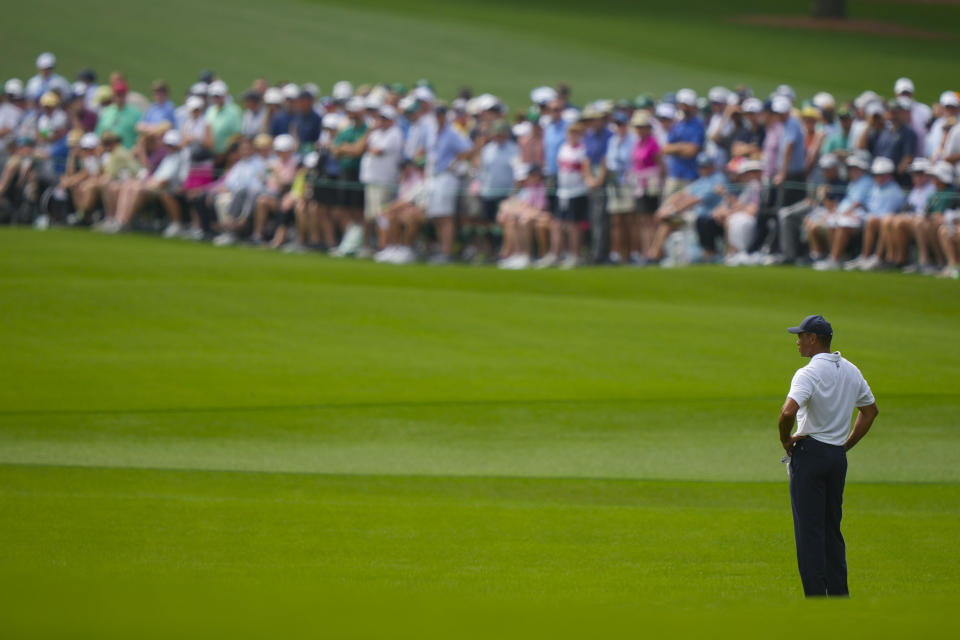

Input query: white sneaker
[213,232,236,247]
[374,246,397,263]
[559,255,580,270]
[392,246,416,264]
[724,252,746,267]
[608,251,622,265]
[534,252,558,269]
[843,256,864,271]
[333,224,363,257]
[813,258,840,271]
[859,255,880,271]
[33,214,50,230]
[939,266,960,280]
[282,243,307,254]
[162,222,182,238]
[186,227,204,241]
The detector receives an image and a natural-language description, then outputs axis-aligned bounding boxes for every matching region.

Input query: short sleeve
[788,369,812,407]
[855,371,876,408]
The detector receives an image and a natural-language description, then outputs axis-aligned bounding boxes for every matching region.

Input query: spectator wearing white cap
[329,98,368,257]
[1,80,26,149]
[800,154,847,263]
[893,78,932,147]
[113,129,187,233]
[885,158,934,271]
[694,159,761,263]
[55,132,102,222]
[932,163,960,278]
[926,91,958,159]
[844,156,905,270]
[252,133,299,245]
[936,106,960,174]
[261,87,284,136]
[210,135,272,247]
[25,53,70,102]
[179,95,211,150]
[778,153,845,264]
[705,86,734,167]
[662,89,705,197]
[730,97,765,159]
[357,105,404,251]
[374,158,429,264]
[204,81,242,155]
[813,154,874,270]
[174,83,207,130]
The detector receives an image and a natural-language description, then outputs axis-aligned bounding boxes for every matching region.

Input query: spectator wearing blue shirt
[292,91,322,152]
[813,155,875,270]
[424,106,473,262]
[582,107,613,262]
[137,81,177,139]
[845,156,905,270]
[645,153,722,263]
[542,100,569,215]
[662,89,705,197]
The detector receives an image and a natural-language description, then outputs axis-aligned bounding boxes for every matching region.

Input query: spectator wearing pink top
[631,110,662,261]
[497,164,549,269]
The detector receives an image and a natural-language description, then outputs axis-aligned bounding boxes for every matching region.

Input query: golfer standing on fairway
[778,315,879,597]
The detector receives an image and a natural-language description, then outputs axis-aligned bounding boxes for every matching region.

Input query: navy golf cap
[787,314,833,337]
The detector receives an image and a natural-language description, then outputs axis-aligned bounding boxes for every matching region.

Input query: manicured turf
[0,228,958,637]
[1,0,956,108]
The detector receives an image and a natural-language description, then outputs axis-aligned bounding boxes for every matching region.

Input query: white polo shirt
[788,351,875,446]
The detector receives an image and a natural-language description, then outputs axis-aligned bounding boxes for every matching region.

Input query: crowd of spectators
[2,52,960,277]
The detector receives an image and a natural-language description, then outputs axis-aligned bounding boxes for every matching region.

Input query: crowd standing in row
[2,52,960,276]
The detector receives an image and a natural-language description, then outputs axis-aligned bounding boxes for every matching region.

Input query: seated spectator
[374,158,428,264]
[64,86,98,133]
[92,130,140,232]
[796,154,847,262]
[820,107,853,159]
[934,162,960,278]
[812,154,874,270]
[113,129,186,232]
[174,82,207,129]
[95,80,142,148]
[730,97,765,159]
[211,135,271,247]
[702,160,763,265]
[205,81,242,157]
[843,157,905,270]
[252,133,299,245]
[496,163,548,269]
[648,153,723,263]
[886,159,935,271]
[779,153,846,264]
[1,79,26,146]
[180,96,211,149]
[137,80,176,139]
[926,91,958,159]
[55,132,101,223]
[241,90,265,139]
[536,122,595,269]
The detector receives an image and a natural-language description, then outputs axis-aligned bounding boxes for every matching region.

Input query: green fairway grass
[1,228,958,637]
[2,0,957,108]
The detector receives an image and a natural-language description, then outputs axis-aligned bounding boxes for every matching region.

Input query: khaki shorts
[663,177,690,198]
[606,180,635,215]
[364,183,395,221]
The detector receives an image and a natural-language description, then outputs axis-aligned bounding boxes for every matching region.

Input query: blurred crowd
[2,52,960,276]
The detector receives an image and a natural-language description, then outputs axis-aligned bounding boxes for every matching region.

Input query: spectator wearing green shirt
[330,98,368,256]
[205,80,242,155]
[930,162,960,278]
[820,107,852,160]
[95,80,142,148]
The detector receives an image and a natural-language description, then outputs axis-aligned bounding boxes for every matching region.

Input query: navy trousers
[789,437,849,597]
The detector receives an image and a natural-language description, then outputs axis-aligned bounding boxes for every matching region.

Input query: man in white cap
[0,80,26,150]
[358,105,404,252]
[936,101,960,172]
[25,53,69,102]
[933,162,960,278]
[844,156,904,271]
[893,77,932,146]
[205,80,242,155]
[662,89,705,197]
[926,91,958,158]
[112,129,187,234]
[813,154,875,270]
